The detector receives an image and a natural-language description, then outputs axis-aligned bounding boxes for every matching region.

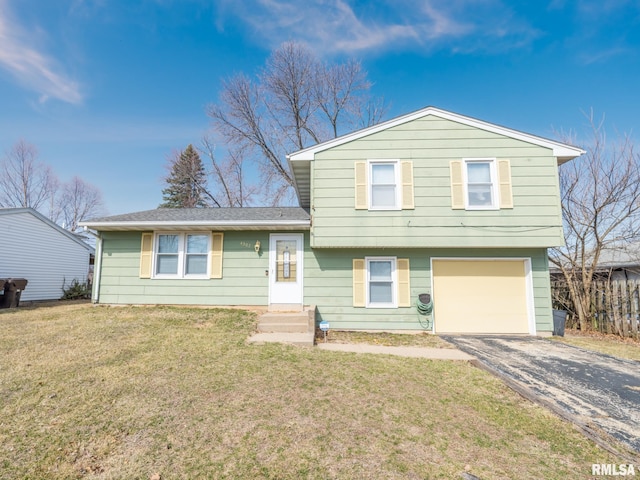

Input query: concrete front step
[257,306,316,334]
[268,303,303,312]
[258,313,309,333]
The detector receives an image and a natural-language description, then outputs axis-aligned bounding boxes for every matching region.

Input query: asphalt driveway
[441,336,640,459]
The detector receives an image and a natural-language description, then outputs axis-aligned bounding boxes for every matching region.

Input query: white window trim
[365,256,397,308]
[152,232,210,279]
[463,158,499,211]
[368,159,401,211]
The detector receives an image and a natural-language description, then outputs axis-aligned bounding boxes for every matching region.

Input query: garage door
[432,259,532,334]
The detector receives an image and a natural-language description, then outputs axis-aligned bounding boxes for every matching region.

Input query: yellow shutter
[450,160,465,209]
[139,233,153,279]
[397,258,411,307]
[353,258,366,307]
[210,232,224,279]
[401,161,415,210]
[354,161,368,210]
[498,159,514,209]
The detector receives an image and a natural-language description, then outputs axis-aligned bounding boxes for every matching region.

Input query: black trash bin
[552,309,566,337]
[0,278,28,308]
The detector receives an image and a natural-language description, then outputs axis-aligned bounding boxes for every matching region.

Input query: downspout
[93,231,103,303]
[84,227,103,304]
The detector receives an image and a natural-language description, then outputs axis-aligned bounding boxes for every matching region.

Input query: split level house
[80,106,585,335]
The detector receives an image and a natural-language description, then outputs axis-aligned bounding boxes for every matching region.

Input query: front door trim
[268,233,304,306]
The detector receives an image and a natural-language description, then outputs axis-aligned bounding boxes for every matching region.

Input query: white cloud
[578,46,629,65]
[216,0,539,56]
[0,0,83,104]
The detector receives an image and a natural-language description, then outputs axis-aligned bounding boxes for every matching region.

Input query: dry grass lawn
[318,329,453,348]
[553,330,640,361]
[0,303,627,479]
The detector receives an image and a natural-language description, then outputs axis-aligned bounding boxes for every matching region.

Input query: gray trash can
[552,309,566,337]
[0,278,28,308]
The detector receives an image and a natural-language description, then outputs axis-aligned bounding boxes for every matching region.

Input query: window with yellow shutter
[370,162,400,210]
[354,160,414,211]
[144,232,223,279]
[450,158,513,210]
[353,257,411,308]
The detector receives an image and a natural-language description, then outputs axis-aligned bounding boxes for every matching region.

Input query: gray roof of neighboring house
[79,207,311,231]
[597,243,640,268]
[551,243,640,273]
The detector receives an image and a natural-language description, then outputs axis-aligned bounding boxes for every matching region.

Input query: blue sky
[1,0,639,215]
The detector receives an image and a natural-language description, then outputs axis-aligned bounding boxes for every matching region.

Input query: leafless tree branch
[550,111,640,330]
[0,140,58,212]
[206,41,386,205]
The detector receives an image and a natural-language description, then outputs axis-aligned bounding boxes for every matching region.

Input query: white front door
[269,234,304,305]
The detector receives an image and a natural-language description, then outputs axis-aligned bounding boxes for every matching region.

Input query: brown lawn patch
[553,329,640,361]
[0,304,628,479]
[317,329,453,348]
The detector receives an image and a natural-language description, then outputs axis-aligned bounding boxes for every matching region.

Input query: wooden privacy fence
[551,278,640,338]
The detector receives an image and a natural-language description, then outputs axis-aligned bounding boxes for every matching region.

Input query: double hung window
[154,233,210,278]
[369,161,399,210]
[185,234,209,275]
[366,257,397,308]
[464,159,498,210]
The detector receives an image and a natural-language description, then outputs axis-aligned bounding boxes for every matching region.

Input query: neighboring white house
[0,208,94,301]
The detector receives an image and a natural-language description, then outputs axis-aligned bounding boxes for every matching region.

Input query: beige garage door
[432,259,531,334]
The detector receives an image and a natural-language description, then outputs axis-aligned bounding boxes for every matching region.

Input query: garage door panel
[432,259,530,334]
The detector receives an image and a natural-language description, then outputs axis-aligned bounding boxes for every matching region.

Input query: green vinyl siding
[303,247,554,334]
[98,231,276,305]
[97,232,553,333]
[310,116,563,248]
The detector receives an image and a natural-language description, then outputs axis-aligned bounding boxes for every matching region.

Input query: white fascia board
[287,106,586,161]
[286,156,307,201]
[79,220,311,231]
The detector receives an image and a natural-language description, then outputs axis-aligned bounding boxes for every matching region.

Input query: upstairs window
[355,160,414,211]
[450,158,513,210]
[369,161,400,210]
[466,160,497,209]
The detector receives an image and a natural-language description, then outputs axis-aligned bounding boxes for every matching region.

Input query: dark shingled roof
[80,207,311,231]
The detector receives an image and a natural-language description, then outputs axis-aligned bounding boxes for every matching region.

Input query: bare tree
[198,137,257,207]
[207,41,386,205]
[0,140,58,212]
[549,112,640,331]
[314,59,384,136]
[0,139,106,231]
[58,177,106,232]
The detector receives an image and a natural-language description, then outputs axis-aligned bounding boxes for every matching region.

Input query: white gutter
[79,220,311,230]
[94,233,102,303]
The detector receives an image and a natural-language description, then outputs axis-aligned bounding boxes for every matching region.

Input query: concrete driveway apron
[442,336,640,459]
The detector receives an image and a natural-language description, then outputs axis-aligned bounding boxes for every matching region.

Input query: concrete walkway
[247,332,474,360]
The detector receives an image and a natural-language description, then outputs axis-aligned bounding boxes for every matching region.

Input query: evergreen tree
[160,144,209,208]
